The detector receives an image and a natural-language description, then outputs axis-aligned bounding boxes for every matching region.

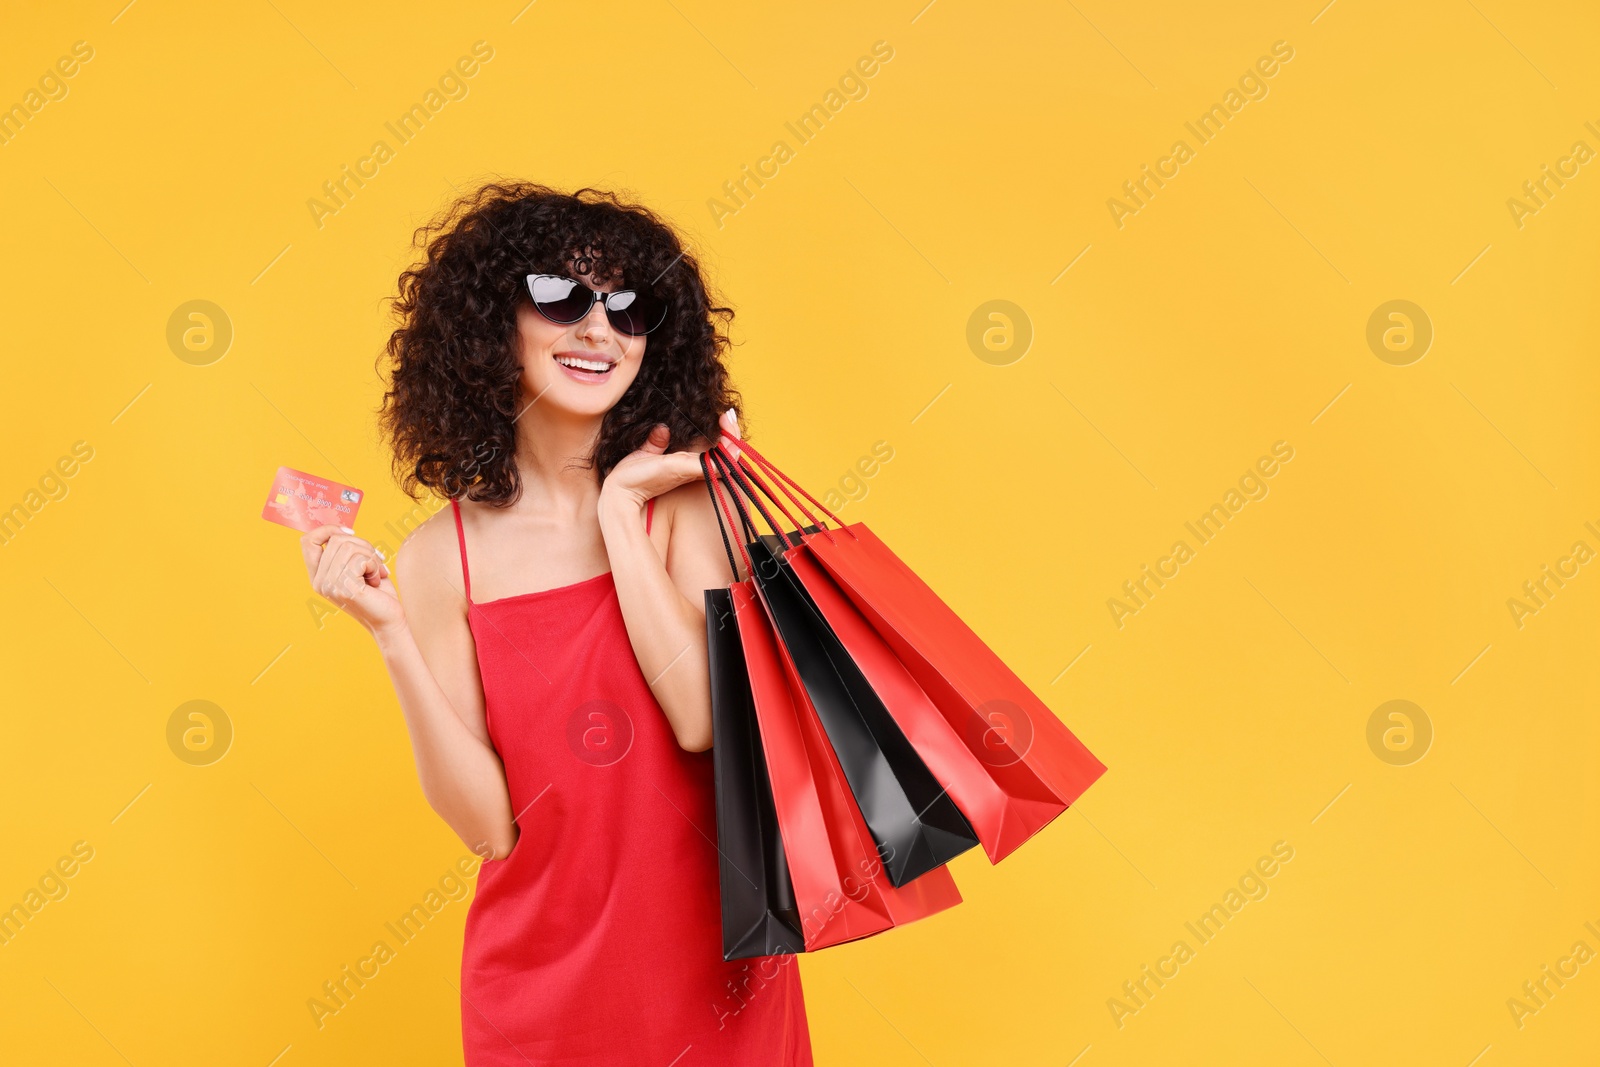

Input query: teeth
[555,355,612,373]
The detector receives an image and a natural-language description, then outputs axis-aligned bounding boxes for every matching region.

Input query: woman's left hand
[600,407,742,514]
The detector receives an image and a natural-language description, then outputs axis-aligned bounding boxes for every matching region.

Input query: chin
[529,373,635,416]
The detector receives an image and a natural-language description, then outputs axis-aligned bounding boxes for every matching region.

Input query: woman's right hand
[301,524,406,638]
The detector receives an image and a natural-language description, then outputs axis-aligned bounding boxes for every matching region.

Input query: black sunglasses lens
[529,276,593,323]
[606,291,666,335]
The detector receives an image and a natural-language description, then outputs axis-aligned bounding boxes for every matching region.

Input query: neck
[510,404,605,521]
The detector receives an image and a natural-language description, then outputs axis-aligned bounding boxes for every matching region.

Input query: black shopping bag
[705,461,806,961]
[709,447,981,887]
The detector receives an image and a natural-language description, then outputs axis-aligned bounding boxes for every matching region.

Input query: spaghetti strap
[645,497,655,535]
[450,497,472,604]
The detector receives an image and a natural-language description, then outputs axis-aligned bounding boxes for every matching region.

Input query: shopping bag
[716,436,1108,863]
[705,581,806,960]
[707,448,980,887]
[703,454,962,952]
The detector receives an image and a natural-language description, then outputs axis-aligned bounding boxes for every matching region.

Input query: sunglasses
[525,274,668,337]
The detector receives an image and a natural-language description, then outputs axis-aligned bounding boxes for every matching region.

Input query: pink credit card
[261,466,364,532]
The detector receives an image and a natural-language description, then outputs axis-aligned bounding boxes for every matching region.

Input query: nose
[576,296,612,341]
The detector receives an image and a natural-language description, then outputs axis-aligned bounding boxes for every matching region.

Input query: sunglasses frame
[524,273,668,336]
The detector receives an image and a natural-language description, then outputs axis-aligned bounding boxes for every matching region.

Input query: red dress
[451,497,812,1066]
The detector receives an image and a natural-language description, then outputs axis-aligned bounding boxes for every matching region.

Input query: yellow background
[2,1,1597,1063]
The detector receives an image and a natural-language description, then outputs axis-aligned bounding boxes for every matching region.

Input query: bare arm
[598,482,731,752]
[304,518,518,858]
[596,409,747,752]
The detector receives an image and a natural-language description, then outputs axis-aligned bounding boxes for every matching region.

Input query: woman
[299,182,812,1065]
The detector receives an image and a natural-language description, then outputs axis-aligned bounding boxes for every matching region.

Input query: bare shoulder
[393,501,468,613]
[660,473,720,530]
[664,433,730,532]
[658,473,745,590]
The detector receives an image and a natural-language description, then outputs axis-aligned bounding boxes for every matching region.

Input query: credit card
[261,466,364,532]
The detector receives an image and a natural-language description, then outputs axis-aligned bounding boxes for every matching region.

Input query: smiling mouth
[553,352,617,380]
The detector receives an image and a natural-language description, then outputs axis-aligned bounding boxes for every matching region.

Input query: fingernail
[340,526,355,534]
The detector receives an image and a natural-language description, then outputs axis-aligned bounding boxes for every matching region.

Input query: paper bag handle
[718,433,850,544]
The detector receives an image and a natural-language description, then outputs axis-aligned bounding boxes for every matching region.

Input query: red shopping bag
[709,448,981,888]
[708,459,962,951]
[718,436,1108,864]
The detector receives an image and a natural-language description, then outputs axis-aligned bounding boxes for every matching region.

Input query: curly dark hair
[375,180,741,505]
